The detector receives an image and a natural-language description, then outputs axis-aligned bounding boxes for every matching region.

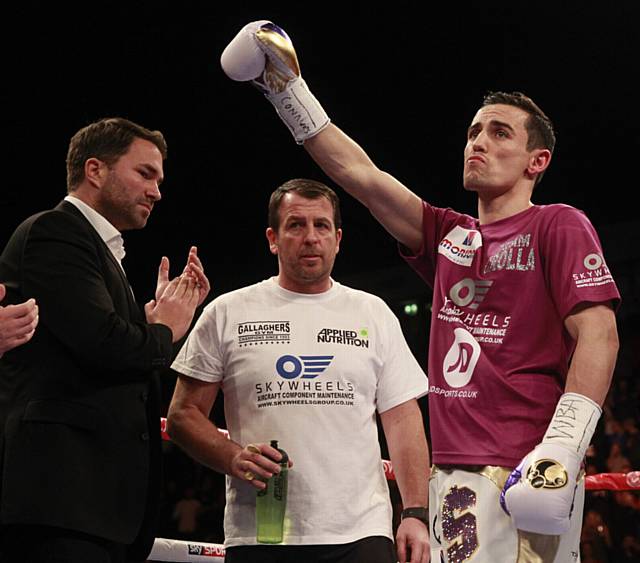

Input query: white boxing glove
[500,392,601,535]
[221,21,330,144]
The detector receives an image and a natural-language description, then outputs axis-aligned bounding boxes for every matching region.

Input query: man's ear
[84,158,108,189]
[526,148,552,179]
[266,227,278,255]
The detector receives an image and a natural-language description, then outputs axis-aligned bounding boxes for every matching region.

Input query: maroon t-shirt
[402,203,620,467]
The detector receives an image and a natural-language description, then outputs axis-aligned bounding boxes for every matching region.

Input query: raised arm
[304,124,424,253]
[221,20,424,254]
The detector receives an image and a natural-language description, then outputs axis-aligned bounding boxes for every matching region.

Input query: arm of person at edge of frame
[0,283,39,357]
[563,301,619,406]
[380,398,431,563]
[166,375,289,489]
[304,125,425,256]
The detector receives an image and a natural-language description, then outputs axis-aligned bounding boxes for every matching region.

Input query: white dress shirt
[64,195,126,269]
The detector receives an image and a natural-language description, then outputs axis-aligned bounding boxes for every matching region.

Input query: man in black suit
[0,117,210,563]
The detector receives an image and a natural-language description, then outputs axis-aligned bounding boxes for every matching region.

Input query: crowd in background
[580,315,640,562]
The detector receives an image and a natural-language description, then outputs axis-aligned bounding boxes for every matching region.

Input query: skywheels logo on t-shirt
[254,355,355,409]
[275,355,334,379]
[572,253,615,290]
[438,226,482,267]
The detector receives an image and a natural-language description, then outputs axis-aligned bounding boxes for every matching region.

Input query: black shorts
[224,535,395,563]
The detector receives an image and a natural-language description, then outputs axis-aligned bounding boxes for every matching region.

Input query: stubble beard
[293,254,335,288]
[100,173,149,231]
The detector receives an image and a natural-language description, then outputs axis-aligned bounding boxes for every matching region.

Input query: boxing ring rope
[150,538,226,562]
[150,418,640,562]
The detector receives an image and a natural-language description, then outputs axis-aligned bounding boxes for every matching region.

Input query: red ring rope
[159,418,639,490]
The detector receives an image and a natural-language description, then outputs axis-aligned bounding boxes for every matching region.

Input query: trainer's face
[266,193,342,294]
[463,104,537,196]
[97,138,164,231]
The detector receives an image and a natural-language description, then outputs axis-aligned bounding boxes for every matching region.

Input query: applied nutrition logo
[317,327,369,348]
[438,226,482,266]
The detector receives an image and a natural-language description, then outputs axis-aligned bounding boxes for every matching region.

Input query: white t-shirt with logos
[171,277,429,547]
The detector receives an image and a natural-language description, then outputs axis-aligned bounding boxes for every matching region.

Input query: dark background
[2,6,638,317]
[2,4,640,557]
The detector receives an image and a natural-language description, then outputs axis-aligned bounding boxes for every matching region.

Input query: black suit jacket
[0,200,173,560]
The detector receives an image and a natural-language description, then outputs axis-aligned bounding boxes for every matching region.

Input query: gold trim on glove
[256,28,300,93]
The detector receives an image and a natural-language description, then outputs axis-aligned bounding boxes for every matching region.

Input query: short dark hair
[268,179,342,231]
[66,117,167,192]
[482,91,555,185]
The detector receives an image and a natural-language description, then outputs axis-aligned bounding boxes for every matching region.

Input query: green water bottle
[256,440,289,543]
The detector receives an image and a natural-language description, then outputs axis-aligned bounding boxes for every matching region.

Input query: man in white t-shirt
[168,179,431,563]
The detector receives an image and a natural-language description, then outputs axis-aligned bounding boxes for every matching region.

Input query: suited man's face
[97,138,164,231]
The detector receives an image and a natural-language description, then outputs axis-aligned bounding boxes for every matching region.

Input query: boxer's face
[96,138,164,231]
[267,192,342,294]
[463,104,540,197]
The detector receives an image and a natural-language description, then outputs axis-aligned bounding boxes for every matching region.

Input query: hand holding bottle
[256,440,289,544]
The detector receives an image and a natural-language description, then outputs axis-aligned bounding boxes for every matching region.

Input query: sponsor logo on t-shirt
[442,328,481,388]
[437,279,511,346]
[428,385,479,399]
[572,253,615,289]
[275,354,333,379]
[438,226,482,267]
[483,233,535,274]
[448,278,493,310]
[237,321,290,346]
[316,327,369,348]
[254,355,355,408]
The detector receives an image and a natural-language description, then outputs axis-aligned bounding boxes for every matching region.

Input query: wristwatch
[400,507,429,526]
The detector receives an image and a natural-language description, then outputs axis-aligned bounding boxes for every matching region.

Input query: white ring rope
[149,537,225,562]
